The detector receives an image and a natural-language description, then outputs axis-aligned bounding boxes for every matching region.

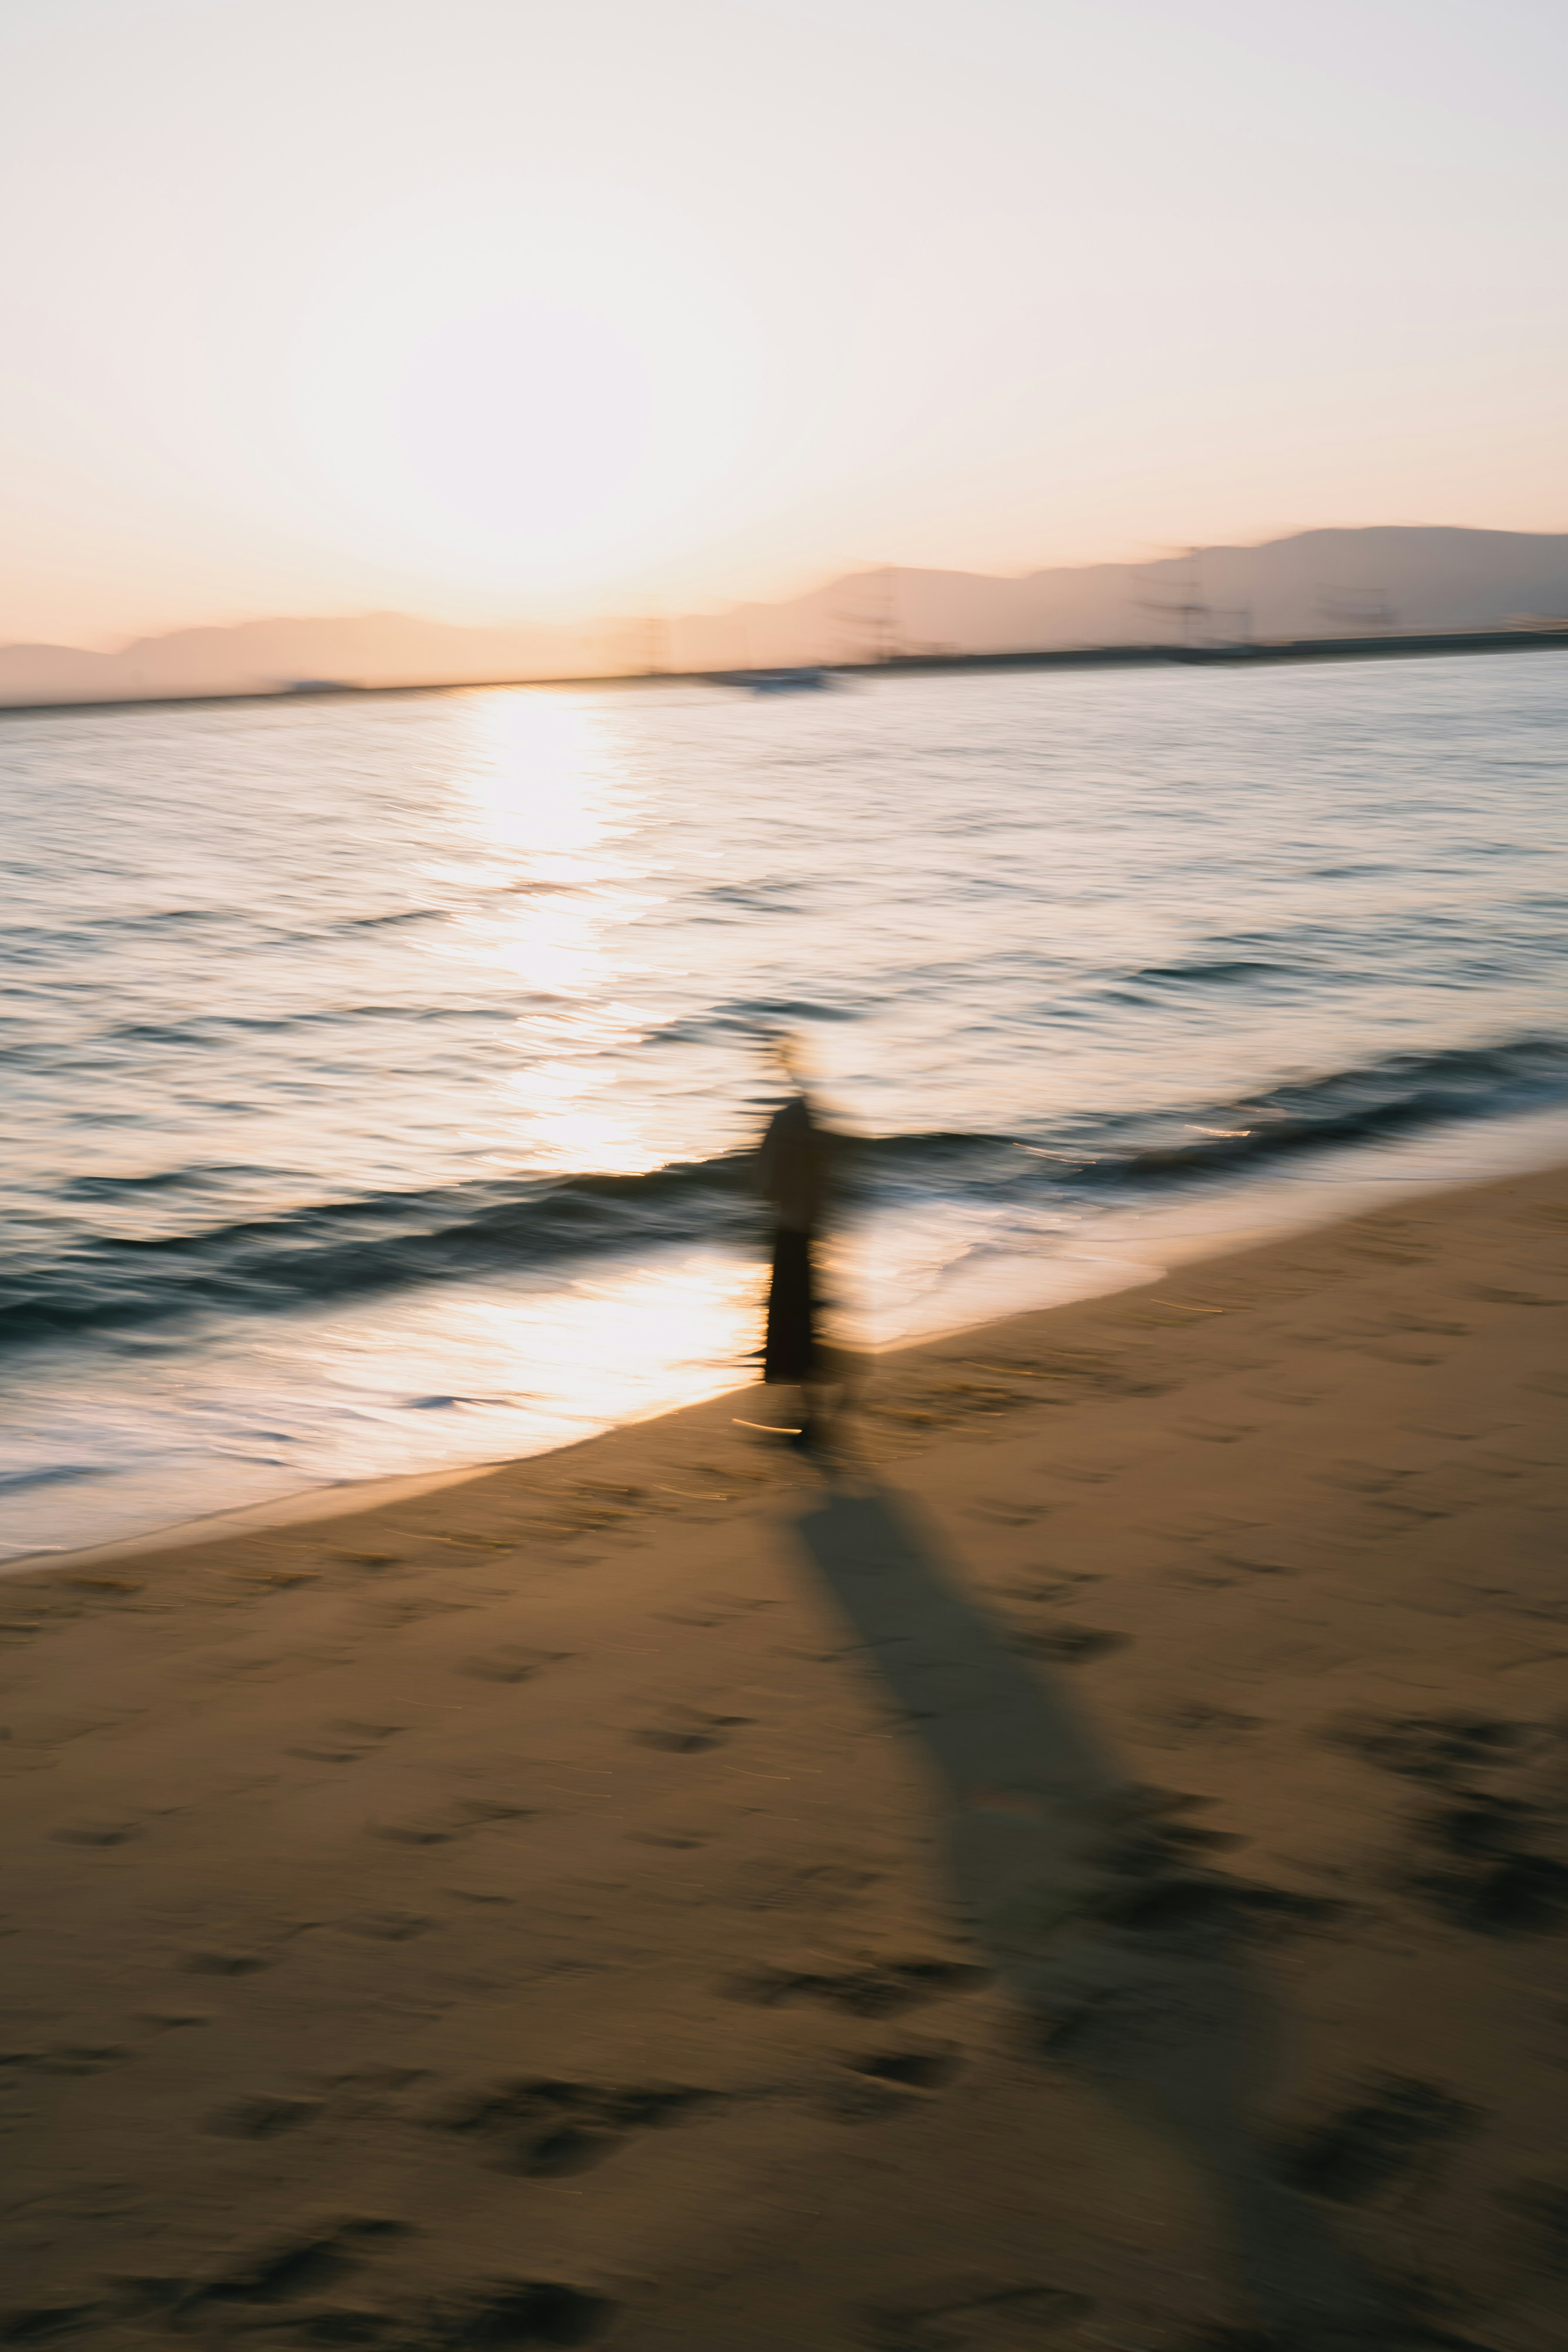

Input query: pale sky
[2,0,1564,645]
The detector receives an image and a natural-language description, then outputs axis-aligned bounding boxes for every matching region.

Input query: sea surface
[3,653,1567,1561]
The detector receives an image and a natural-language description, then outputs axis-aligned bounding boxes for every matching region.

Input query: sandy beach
[3,1164,1566,2350]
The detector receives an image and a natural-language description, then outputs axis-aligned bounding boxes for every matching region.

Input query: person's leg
[764,1227,814,1434]
[792,1235,842,1451]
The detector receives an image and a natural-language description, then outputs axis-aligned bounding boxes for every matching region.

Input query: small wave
[648,997,870,1048]
[2,1034,1563,1356]
[0,1151,761,1349]
[100,1003,513,1048]
[722,994,864,1023]
[1128,957,1288,987]
[699,885,808,913]
[61,1168,205,1200]
[6,908,221,945]
[1056,1035,1568,1189]
[0,1462,109,1494]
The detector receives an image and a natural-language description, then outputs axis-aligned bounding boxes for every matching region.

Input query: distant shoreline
[2,620,1565,721]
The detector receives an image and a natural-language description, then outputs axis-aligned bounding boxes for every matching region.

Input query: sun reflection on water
[454,689,666,1175]
[420,694,766,1442]
[461,691,620,872]
[462,1253,762,1432]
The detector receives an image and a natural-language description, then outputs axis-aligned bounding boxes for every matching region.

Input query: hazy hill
[680,528,1568,667]
[4,527,1567,707]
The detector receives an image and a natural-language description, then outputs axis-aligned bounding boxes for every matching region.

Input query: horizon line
[10,519,1568,660]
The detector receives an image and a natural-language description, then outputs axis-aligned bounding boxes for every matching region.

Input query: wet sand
[2,1166,1566,2350]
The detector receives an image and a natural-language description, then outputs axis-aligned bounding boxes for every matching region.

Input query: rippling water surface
[4,654,1566,1556]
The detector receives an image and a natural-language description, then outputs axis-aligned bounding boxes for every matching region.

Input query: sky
[2,0,1564,646]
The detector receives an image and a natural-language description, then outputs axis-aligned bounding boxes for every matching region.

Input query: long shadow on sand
[792,1474,1459,2351]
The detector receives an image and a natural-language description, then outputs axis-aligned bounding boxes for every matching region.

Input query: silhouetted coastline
[0,620,1565,721]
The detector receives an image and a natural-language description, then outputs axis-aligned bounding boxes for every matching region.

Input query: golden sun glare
[292,178,753,595]
[452,691,662,1176]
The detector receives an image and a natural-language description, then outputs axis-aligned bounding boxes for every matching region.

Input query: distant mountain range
[4,527,1567,707]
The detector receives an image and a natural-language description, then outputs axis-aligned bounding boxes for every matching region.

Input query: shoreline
[2,1158,1565,2341]
[12,1098,1568,1576]
[13,1152,1563,1586]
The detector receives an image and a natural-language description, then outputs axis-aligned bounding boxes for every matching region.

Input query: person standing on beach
[756,1037,836,1450]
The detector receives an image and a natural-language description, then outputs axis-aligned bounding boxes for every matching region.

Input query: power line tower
[1138,546,1212,647]
[835,565,902,665]
[873,564,900,662]
[636,612,670,675]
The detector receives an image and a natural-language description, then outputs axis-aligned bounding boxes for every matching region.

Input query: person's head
[770,1030,811,1087]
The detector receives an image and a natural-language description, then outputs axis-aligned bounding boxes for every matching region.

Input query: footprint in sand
[848,2047,962,2091]
[817,2075,921,2123]
[726,1958,989,2018]
[1011,1625,1129,1664]
[0,2306,105,2343]
[203,2093,322,2139]
[137,2216,410,2321]
[342,1908,434,1941]
[1279,2075,1479,2204]
[1407,1795,1568,1935]
[429,2076,722,2178]
[1499,2181,1568,2276]
[1325,1709,1533,1784]
[458,1646,571,1684]
[1322,1710,1568,1929]
[373,1797,534,1845]
[1000,1573,1102,1603]
[1158,1700,1262,1741]
[420,2283,617,2346]
[859,2278,1093,2350]
[288,1718,405,1764]
[34,2044,133,2076]
[630,1706,752,1754]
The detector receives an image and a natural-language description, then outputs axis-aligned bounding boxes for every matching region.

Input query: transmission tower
[1137,546,1213,647]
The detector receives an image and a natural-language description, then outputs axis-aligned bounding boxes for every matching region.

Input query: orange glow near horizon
[2,0,1565,644]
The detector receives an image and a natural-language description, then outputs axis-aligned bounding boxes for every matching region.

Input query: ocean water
[3,653,1566,1561]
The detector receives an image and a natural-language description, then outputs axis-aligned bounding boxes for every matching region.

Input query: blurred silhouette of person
[756,1035,837,1450]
